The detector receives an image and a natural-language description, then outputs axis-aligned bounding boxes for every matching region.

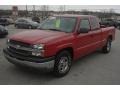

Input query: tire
[15,25,18,28]
[53,50,72,77]
[28,25,32,29]
[116,26,119,29]
[102,38,112,53]
[117,26,120,30]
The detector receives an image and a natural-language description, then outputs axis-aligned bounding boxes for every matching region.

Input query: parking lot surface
[0,25,120,85]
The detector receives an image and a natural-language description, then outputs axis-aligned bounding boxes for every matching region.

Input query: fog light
[32,52,41,56]
[7,39,10,43]
[32,50,44,57]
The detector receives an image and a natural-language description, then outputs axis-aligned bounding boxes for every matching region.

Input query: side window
[18,20,24,22]
[23,20,28,23]
[79,19,90,30]
[90,17,100,30]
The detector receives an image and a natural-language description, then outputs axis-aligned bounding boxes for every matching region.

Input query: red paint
[9,15,116,60]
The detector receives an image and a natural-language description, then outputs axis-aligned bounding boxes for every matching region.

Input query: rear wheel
[102,38,112,53]
[28,25,32,29]
[117,26,120,29]
[53,50,72,77]
[15,24,18,28]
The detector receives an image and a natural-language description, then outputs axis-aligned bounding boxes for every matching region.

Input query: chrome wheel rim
[58,57,69,73]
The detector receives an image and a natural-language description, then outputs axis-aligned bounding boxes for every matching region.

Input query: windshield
[38,17,76,33]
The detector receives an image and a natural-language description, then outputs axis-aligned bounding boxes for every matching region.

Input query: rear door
[89,17,102,50]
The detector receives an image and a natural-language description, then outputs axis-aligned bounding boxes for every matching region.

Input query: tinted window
[23,20,28,23]
[106,19,114,21]
[17,19,27,23]
[17,19,24,22]
[90,17,100,30]
[80,19,90,30]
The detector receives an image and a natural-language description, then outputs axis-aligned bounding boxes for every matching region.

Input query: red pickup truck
[3,15,115,77]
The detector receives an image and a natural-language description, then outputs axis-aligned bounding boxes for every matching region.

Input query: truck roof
[54,14,96,18]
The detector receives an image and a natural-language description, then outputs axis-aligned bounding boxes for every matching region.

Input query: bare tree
[59,5,66,14]
[109,9,115,14]
[81,9,89,15]
[32,5,36,16]
[41,5,49,11]
[59,6,64,12]
[109,9,116,19]
[26,5,28,17]
[40,5,49,20]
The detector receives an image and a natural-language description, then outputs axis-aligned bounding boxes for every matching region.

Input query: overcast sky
[0,5,120,12]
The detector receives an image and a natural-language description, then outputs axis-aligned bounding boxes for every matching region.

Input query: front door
[75,19,94,59]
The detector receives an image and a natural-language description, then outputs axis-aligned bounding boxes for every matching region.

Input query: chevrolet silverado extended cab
[3,15,115,77]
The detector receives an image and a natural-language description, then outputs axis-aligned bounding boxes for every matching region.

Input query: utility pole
[33,5,35,11]
[33,5,36,16]
[64,5,66,14]
[64,5,65,11]
[26,5,28,17]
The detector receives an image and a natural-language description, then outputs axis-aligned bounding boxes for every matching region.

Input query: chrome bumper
[4,51,55,71]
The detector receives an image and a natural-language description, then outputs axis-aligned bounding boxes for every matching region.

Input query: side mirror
[78,28,89,34]
[100,25,106,28]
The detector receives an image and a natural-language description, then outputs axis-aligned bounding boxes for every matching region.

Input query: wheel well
[56,47,74,59]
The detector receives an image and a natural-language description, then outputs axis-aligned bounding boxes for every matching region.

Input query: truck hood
[10,30,68,44]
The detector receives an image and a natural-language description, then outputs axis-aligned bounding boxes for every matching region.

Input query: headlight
[7,39,10,44]
[32,44,45,56]
[33,44,44,50]
[7,39,10,43]
[6,39,10,48]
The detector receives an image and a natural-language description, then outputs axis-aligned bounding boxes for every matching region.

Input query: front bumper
[3,49,55,71]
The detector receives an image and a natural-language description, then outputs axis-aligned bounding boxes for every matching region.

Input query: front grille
[7,39,33,58]
[8,46,31,56]
[6,39,50,62]
[4,48,54,63]
[9,40,31,48]
[6,48,43,62]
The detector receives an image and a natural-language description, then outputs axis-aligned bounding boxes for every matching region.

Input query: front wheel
[53,51,72,77]
[102,38,112,53]
[28,25,32,29]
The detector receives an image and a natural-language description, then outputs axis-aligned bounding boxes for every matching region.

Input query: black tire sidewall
[28,25,32,29]
[54,51,72,77]
[102,38,112,53]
